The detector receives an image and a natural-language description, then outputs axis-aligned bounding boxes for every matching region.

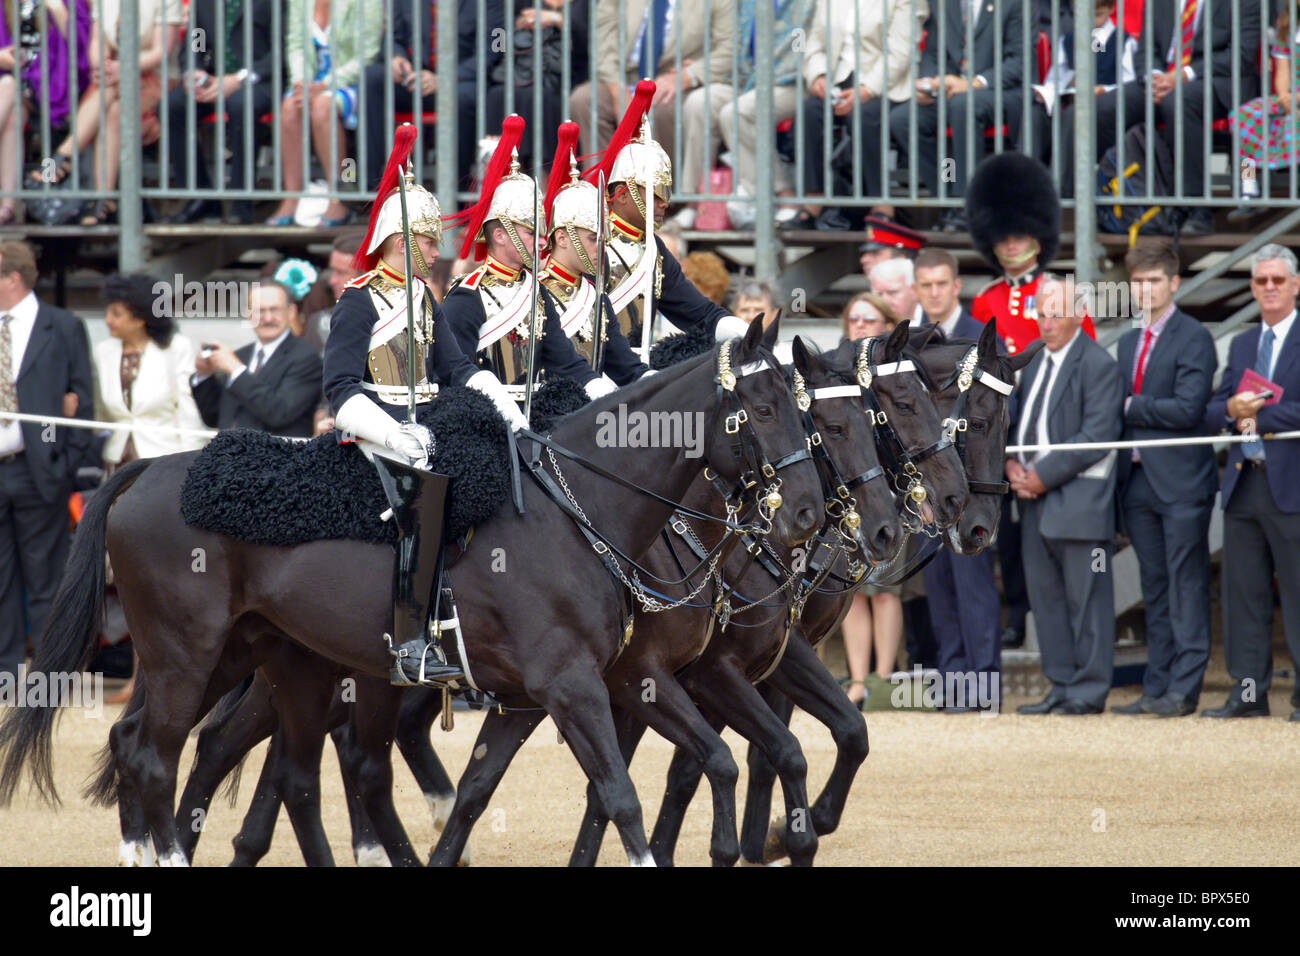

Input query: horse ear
[762,309,782,350]
[791,334,812,377]
[741,313,764,353]
[884,319,911,361]
[1009,338,1045,371]
[978,317,998,357]
[914,322,941,350]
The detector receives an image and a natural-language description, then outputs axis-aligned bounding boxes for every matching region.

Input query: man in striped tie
[1204,244,1300,720]
[1145,0,1260,235]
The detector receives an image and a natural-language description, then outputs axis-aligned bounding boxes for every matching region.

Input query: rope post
[753,0,777,282]
[1072,17,1095,292]
[118,0,144,270]
[435,0,457,209]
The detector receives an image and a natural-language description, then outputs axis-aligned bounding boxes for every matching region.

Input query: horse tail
[0,458,152,806]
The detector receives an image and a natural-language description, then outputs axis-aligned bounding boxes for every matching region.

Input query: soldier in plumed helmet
[323,126,526,687]
[539,121,649,386]
[966,152,1096,356]
[442,115,618,405]
[588,80,750,347]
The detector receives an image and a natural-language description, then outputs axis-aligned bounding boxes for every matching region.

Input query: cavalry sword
[522,173,542,424]
[640,154,655,359]
[591,169,608,374]
[395,131,418,425]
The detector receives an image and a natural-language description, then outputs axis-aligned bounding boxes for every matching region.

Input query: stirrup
[385,633,464,687]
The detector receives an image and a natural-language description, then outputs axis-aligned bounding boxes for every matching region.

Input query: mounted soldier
[442,115,617,407]
[323,126,526,688]
[539,121,649,385]
[586,80,749,350]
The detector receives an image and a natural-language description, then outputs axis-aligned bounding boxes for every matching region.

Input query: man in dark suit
[1056,0,1259,236]
[163,0,279,224]
[1009,275,1124,715]
[914,248,1004,710]
[860,0,1025,232]
[0,241,94,681]
[192,281,323,438]
[1114,240,1218,717]
[1203,243,1300,720]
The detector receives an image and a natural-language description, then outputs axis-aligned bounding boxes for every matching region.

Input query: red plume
[583,80,655,188]
[444,114,526,261]
[353,125,418,272]
[543,122,581,227]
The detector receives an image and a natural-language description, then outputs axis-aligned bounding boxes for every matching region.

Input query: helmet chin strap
[502,221,535,270]
[564,225,595,276]
[996,239,1040,270]
[405,237,431,278]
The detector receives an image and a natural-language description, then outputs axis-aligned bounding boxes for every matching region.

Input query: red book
[1238,368,1283,405]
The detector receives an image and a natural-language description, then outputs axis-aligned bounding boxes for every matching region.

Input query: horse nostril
[796,507,817,532]
[874,523,897,556]
[944,494,963,518]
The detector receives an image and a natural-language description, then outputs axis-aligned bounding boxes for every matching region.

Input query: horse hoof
[428,844,473,866]
[355,844,393,867]
[763,817,789,864]
[116,840,155,867]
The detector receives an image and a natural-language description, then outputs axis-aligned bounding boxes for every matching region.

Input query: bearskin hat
[965,153,1061,272]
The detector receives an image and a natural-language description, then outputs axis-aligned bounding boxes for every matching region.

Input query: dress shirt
[1018,326,1083,465]
[225,327,293,385]
[939,304,963,339]
[0,291,40,456]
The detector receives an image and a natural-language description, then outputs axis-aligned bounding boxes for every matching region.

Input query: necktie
[0,314,16,414]
[250,346,266,374]
[638,0,671,79]
[1242,327,1274,462]
[1169,0,1198,71]
[1132,328,1154,394]
[1020,356,1052,462]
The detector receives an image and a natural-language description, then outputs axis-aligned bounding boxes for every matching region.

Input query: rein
[517,341,811,619]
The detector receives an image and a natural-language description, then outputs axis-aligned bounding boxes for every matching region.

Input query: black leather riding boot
[374,459,463,686]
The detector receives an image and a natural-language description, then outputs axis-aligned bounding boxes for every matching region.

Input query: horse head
[860,320,969,531]
[791,336,901,566]
[703,314,823,547]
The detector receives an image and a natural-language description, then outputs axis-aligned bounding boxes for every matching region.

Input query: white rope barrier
[2,411,1296,456]
[1007,430,1300,455]
[0,411,309,443]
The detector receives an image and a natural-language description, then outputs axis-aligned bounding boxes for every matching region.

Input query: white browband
[871,359,915,377]
[810,385,862,401]
[734,360,773,378]
[974,368,1014,395]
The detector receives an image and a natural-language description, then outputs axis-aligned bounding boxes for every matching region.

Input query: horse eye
[893,402,913,414]
[825,422,845,437]
[755,404,774,419]
[970,418,988,432]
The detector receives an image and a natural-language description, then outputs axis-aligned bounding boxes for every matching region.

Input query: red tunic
[971,272,1096,355]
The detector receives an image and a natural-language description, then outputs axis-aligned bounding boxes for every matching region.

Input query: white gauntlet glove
[466,369,530,432]
[335,394,432,468]
[713,314,751,342]
[583,374,618,400]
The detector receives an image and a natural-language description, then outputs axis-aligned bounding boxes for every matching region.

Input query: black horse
[565,326,976,865]
[0,318,826,866]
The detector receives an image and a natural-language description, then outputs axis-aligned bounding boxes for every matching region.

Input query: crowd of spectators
[5,0,1289,235]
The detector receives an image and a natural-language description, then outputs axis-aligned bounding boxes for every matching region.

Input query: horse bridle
[937,344,1016,496]
[708,338,815,525]
[853,337,952,530]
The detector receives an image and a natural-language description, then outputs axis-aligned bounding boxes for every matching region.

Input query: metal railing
[1,0,1285,288]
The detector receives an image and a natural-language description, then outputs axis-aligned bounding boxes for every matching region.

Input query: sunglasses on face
[848,314,882,323]
[1253,275,1290,287]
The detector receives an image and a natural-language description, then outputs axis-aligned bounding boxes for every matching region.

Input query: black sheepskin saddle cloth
[180,386,511,547]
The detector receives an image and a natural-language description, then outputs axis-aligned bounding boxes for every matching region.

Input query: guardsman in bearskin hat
[323,126,526,687]
[441,115,615,403]
[966,153,1095,356]
[539,121,648,385]
[587,80,749,347]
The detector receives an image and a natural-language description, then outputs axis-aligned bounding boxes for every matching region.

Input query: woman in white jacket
[94,272,208,471]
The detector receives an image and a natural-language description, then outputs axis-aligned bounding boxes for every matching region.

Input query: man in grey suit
[1114,241,1218,717]
[1008,275,1125,715]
